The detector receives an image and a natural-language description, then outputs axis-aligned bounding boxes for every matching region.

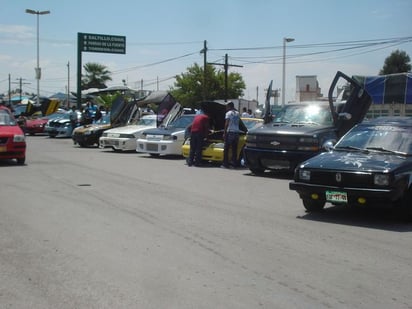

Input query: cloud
[0,24,34,40]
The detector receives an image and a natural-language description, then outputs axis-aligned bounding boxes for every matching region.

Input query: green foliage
[170,63,245,108]
[82,62,112,90]
[379,50,411,75]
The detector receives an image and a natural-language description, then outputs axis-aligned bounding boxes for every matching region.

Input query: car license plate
[326,190,348,203]
[147,135,161,141]
[0,146,6,152]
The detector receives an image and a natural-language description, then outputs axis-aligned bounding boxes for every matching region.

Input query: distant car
[23,112,65,135]
[289,117,412,218]
[181,101,262,165]
[72,113,111,147]
[0,106,26,164]
[45,112,80,138]
[137,113,195,156]
[99,114,157,151]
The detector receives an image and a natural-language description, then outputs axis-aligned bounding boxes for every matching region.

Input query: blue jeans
[223,132,239,166]
[189,132,205,165]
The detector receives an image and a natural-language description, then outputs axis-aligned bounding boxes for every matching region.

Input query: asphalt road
[1,135,411,309]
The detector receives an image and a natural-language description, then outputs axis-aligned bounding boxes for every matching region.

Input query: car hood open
[199,101,247,132]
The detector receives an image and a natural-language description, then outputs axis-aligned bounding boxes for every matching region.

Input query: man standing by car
[188,105,210,167]
[69,106,78,129]
[222,101,240,168]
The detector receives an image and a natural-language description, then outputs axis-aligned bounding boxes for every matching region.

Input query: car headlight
[213,142,224,149]
[13,135,25,142]
[299,169,311,181]
[246,134,257,142]
[119,134,135,138]
[163,135,177,141]
[374,174,389,186]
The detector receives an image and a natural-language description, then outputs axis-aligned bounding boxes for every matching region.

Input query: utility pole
[209,53,243,102]
[200,40,207,101]
[67,61,70,108]
[12,78,30,103]
[8,74,11,106]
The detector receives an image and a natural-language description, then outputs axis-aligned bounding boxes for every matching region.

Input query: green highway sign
[79,32,126,54]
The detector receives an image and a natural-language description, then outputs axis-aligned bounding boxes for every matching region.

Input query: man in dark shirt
[188,110,209,167]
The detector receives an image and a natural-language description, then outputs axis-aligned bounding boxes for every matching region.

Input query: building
[295,75,323,102]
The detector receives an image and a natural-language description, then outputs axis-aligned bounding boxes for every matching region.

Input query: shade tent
[353,73,412,104]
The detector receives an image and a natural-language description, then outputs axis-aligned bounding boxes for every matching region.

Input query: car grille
[309,170,375,188]
[147,143,158,151]
[0,137,8,144]
[254,135,300,150]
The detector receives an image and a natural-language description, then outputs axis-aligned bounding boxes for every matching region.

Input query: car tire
[78,142,86,148]
[149,153,160,157]
[400,188,412,221]
[49,134,56,138]
[16,157,25,165]
[303,198,325,212]
[249,167,265,175]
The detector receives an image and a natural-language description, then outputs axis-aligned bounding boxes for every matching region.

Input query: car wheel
[302,198,325,212]
[78,142,86,148]
[249,167,265,175]
[149,153,160,157]
[400,188,412,220]
[49,134,56,138]
[16,157,25,165]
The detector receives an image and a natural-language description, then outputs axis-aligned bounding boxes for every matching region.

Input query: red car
[0,106,26,164]
[23,116,48,135]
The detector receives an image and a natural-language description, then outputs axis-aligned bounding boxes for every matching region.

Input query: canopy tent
[353,73,412,105]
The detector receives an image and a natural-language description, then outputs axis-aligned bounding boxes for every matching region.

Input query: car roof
[362,116,412,127]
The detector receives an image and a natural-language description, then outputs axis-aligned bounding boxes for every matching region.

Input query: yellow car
[182,101,263,165]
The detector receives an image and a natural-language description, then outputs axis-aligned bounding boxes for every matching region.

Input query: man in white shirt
[222,101,240,168]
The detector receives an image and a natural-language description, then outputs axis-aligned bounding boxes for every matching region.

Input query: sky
[1,0,411,104]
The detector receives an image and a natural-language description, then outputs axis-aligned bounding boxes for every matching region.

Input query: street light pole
[282,37,294,107]
[25,9,50,106]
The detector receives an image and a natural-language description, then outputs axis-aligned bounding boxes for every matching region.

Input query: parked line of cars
[5,70,411,219]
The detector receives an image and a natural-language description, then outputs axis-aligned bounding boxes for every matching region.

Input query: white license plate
[326,191,348,203]
[147,135,161,141]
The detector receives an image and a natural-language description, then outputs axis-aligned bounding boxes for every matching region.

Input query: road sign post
[77,33,126,108]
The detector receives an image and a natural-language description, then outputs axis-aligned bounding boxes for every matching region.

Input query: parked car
[289,117,412,218]
[72,113,111,147]
[137,113,195,156]
[181,101,262,165]
[99,114,157,151]
[244,71,372,175]
[23,111,65,135]
[0,106,26,164]
[45,112,80,138]
[99,91,181,152]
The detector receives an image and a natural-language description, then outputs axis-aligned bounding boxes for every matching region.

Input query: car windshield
[335,124,412,155]
[0,112,17,126]
[137,116,156,126]
[273,104,333,126]
[167,115,194,129]
[242,118,263,130]
[94,114,110,124]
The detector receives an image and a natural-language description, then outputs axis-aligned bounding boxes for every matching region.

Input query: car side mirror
[323,140,335,152]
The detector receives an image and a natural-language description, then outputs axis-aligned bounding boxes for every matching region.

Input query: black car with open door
[244,71,372,175]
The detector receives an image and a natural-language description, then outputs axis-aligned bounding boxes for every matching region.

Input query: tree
[379,50,411,75]
[170,63,245,108]
[82,62,112,90]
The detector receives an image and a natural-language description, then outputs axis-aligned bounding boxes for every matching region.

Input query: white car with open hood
[99,114,156,151]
